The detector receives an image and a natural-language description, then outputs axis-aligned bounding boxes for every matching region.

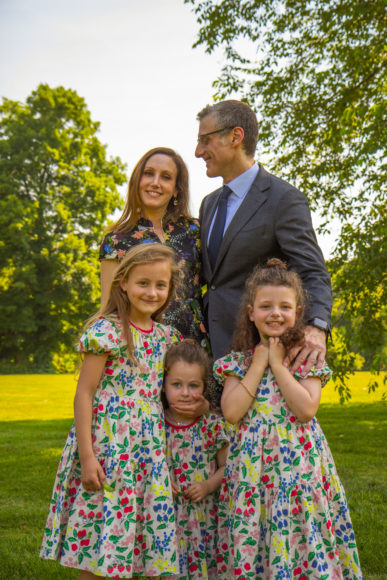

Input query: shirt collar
[225,163,259,198]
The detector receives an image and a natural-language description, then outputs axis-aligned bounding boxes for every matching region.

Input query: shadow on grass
[0,406,386,579]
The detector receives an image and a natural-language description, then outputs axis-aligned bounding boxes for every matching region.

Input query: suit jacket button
[210,285,216,290]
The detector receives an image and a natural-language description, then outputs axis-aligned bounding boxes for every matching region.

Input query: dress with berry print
[165,413,228,579]
[213,351,362,580]
[40,315,182,578]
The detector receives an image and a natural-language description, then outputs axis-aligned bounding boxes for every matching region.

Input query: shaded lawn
[0,405,386,579]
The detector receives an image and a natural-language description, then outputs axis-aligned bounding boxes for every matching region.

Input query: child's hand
[81,456,106,493]
[268,337,286,367]
[184,481,209,503]
[252,342,269,368]
[171,394,209,418]
[170,480,181,496]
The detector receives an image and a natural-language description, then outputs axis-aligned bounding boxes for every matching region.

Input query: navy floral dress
[100,216,210,352]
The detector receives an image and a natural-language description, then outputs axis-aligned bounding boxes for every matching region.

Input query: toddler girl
[163,339,229,579]
[40,244,183,579]
[215,258,362,579]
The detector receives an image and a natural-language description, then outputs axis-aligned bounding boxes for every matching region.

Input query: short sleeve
[213,350,253,385]
[165,324,183,346]
[77,317,122,356]
[99,233,118,260]
[293,361,333,388]
[213,415,229,449]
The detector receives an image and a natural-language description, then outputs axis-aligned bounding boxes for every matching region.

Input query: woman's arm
[269,337,321,422]
[221,344,269,424]
[100,259,118,307]
[74,353,108,491]
[184,442,229,502]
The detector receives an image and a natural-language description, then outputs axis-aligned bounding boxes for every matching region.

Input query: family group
[40,100,362,579]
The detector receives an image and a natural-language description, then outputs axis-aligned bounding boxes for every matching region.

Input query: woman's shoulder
[169,215,200,231]
[99,227,140,260]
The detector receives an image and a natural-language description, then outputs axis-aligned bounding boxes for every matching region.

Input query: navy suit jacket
[199,165,332,360]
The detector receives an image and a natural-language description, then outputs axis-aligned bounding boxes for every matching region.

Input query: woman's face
[139,154,178,218]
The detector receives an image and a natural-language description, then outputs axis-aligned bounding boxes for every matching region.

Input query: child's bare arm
[221,345,269,423]
[269,337,321,422]
[184,443,229,503]
[74,353,108,492]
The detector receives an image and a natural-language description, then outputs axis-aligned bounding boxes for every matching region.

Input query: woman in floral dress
[41,244,183,578]
[100,147,209,352]
[214,259,362,579]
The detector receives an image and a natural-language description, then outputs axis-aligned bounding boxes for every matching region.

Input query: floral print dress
[99,216,209,352]
[213,351,362,580]
[165,414,228,579]
[40,316,181,578]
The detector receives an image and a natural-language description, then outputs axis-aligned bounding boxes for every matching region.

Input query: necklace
[165,409,196,427]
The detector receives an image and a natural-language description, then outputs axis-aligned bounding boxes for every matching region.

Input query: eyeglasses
[197,126,235,145]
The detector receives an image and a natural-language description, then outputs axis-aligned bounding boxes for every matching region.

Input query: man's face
[195,114,235,179]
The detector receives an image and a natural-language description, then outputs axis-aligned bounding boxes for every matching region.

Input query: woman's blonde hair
[83,244,183,363]
[107,147,191,233]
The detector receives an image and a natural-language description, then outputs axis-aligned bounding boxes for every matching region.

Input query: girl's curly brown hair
[231,258,307,352]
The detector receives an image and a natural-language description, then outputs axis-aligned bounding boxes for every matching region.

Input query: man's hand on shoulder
[283,325,327,376]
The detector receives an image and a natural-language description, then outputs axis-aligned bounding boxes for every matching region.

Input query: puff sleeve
[213,350,253,385]
[77,317,123,357]
[293,361,333,388]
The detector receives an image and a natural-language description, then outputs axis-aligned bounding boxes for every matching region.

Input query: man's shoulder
[199,186,222,210]
[258,165,304,198]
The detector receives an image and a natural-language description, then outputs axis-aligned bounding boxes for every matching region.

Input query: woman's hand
[268,337,286,367]
[171,393,210,418]
[184,481,209,503]
[81,455,106,493]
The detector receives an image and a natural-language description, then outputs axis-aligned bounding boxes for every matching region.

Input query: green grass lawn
[0,373,386,579]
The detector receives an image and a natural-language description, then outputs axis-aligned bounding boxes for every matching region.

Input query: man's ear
[231,126,245,146]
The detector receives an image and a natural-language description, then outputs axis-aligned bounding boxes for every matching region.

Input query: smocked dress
[99,216,209,352]
[165,413,228,579]
[214,351,362,580]
[40,316,181,578]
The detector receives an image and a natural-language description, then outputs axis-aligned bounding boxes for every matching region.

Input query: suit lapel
[201,188,222,270]
[212,166,271,276]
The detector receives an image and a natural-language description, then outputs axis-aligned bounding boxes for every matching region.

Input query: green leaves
[0,84,127,370]
[187,0,386,394]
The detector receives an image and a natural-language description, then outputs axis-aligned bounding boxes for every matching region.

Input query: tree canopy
[186,0,386,394]
[0,84,126,370]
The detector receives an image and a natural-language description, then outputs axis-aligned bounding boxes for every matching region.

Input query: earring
[173,197,178,206]
[136,207,141,213]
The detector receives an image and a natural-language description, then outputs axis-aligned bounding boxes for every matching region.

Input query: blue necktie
[208,185,232,270]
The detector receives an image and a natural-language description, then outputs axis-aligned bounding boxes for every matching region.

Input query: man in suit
[196,100,332,373]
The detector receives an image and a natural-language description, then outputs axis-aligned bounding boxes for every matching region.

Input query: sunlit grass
[0,374,77,421]
[0,373,385,579]
[1,371,385,422]
[322,371,386,404]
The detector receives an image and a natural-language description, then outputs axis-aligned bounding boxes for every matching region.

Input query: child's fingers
[171,481,180,495]
[98,465,106,486]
